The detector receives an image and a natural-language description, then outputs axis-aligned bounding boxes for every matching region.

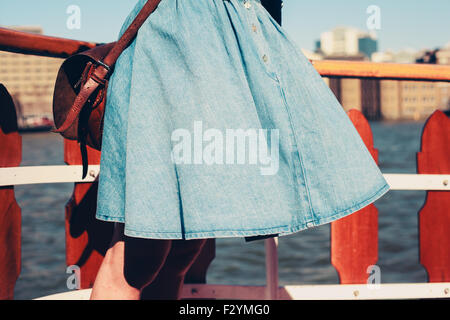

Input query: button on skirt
[96,0,391,240]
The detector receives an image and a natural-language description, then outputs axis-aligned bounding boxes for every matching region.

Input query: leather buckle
[95,59,111,73]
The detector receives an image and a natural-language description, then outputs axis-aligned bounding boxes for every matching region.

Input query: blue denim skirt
[96,0,391,240]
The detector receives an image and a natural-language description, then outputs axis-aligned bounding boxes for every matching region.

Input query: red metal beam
[0,27,97,58]
[312,59,450,82]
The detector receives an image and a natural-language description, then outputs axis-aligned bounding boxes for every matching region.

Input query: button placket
[244,1,277,80]
[242,1,316,224]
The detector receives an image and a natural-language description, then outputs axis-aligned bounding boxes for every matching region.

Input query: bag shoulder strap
[54,0,162,134]
[103,0,162,68]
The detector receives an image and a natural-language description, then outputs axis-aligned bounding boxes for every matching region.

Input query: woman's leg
[90,223,172,300]
[141,239,207,300]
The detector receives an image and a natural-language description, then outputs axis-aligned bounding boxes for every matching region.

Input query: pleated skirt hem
[96,180,390,240]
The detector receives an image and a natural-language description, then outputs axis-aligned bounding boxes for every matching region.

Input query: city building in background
[372,48,419,64]
[379,47,450,120]
[300,48,324,61]
[436,42,450,65]
[380,81,444,120]
[0,26,63,130]
[358,35,378,60]
[316,26,378,59]
[315,26,450,121]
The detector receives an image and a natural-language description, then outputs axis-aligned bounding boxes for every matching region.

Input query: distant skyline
[0,0,449,53]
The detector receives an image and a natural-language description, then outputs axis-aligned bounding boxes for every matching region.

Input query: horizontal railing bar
[0,27,97,58]
[383,173,450,191]
[311,60,450,82]
[182,283,450,300]
[0,167,449,190]
[0,165,100,186]
[1,27,450,81]
[35,282,450,300]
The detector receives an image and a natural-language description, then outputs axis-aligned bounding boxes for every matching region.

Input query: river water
[12,120,430,299]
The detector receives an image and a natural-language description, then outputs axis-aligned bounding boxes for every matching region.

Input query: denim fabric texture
[96,0,391,240]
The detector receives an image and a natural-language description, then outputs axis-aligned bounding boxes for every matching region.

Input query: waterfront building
[0,26,63,122]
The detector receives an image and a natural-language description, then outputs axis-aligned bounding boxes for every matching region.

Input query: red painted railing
[417,111,450,282]
[330,110,380,284]
[0,84,22,300]
[0,28,449,299]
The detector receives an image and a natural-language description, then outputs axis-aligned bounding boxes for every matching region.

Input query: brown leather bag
[53,0,162,179]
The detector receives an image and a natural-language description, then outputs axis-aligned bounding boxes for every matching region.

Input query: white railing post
[265,237,279,300]
[2,169,450,190]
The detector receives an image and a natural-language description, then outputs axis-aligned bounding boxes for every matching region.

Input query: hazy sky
[0,0,449,52]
